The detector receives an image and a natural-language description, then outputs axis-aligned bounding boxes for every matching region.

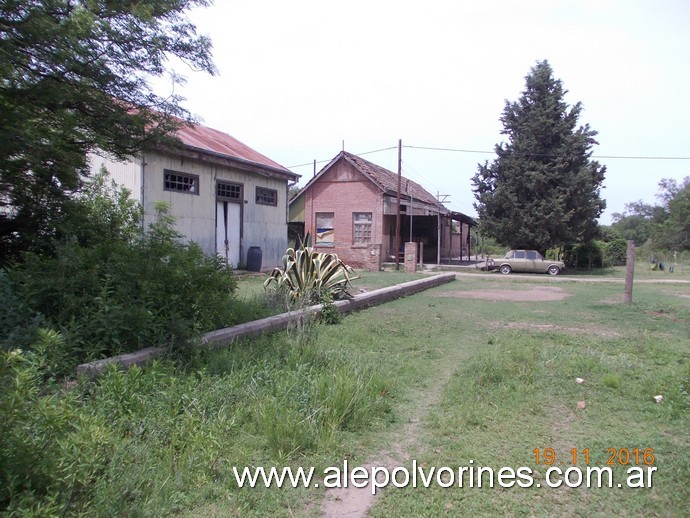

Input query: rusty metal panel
[176,123,292,175]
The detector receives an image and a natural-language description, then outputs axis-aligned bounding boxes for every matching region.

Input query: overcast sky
[166,0,690,224]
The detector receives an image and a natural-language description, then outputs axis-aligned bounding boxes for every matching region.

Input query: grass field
[360,277,689,516]
[208,273,689,516]
[2,272,687,516]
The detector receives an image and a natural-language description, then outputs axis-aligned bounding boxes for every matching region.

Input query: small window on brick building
[256,187,277,206]
[316,212,334,246]
[164,170,199,194]
[353,212,372,244]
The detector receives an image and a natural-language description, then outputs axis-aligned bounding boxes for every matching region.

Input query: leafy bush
[319,292,343,325]
[562,240,604,269]
[0,332,119,516]
[264,233,359,303]
[0,171,238,374]
[603,238,629,266]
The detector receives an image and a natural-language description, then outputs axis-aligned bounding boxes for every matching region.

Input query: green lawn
[210,274,689,516]
[363,278,689,516]
[3,273,687,516]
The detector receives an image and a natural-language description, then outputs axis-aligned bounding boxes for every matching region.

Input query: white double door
[216,200,241,267]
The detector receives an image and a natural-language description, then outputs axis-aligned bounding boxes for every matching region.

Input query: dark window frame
[164,169,199,195]
[255,186,278,206]
[217,180,243,202]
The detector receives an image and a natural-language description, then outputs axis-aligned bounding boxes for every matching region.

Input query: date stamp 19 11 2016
[532,448,656,466]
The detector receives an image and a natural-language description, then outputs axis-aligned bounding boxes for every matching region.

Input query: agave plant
[264,234,359,303]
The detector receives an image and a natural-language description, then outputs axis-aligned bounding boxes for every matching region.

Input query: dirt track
[448,271,690,284]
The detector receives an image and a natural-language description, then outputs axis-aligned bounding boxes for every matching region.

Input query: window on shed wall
[164,170,199,194]
[217,181,242,201]
[315,212,334,246]
[256,187,277,206]
[353,212,372,244]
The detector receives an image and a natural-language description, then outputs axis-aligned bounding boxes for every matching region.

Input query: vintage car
[487,250,565,275]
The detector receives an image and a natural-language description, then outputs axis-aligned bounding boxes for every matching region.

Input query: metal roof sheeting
[175,122,294,177]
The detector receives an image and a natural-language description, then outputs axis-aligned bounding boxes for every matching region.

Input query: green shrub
[0,333,118,516]
[319,292,343,325]
[1,203,238,374]
[604,238,628,266]
[562,240,604,269]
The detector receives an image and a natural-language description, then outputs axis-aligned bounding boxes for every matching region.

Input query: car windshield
[504,251,513,259]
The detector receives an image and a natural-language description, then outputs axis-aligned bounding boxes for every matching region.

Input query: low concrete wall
[77,272,455,378]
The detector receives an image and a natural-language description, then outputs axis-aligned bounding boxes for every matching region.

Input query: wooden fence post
[624,240,635,304]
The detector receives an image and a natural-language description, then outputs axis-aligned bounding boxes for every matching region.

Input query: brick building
[289,151,474,270]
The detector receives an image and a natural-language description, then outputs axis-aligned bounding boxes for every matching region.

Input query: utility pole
[436,192,450,265]
[395,139,402,271]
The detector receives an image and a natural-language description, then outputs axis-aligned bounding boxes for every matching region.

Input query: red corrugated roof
[175,122,293,175]
[341,152,444,208]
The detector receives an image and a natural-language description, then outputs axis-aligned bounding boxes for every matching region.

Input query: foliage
[264,234,359,303]
[610,200,666,245]
[60,165,144,247]
[0,323,392,515]
[611,176,689,251]
[319,292,343,325]
[655,178,690,250]
[0,0,216,263]
[603,238,629,266]
[479,235,507,258]
[0,334,118,516]
[1,191,238,374]
[472,60,606,253]
[562,240,604,269]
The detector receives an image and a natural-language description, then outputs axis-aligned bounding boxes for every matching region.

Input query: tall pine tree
[472,60,606,254]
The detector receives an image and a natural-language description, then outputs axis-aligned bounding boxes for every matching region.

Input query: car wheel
[547,265,560,276]
[499,265,512,275]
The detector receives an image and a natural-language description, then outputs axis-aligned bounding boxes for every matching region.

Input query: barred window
[353,212,372,244]
[164,170,198,194]
[256,187,277,206]
[217,181,242,201]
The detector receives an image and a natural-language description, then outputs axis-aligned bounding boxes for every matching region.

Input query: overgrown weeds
[0,317,394,516]
[0,189,240,375]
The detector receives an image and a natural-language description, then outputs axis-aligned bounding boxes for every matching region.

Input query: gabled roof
[291,151,444,210]
[172,122,299,181]
[341,152,442,208]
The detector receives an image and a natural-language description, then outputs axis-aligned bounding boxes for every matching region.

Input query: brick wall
[305,160,383,270]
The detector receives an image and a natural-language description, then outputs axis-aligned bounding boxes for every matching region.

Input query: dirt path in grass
[319,351,460,517]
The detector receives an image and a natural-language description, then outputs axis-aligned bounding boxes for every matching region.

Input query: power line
[404,144,690,161]
[290,143,690,170]
[288,145,397,169]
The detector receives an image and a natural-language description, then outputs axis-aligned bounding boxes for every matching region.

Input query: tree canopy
[0,0,216,262]
[611,176,690,250]
[472,60,606,253]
